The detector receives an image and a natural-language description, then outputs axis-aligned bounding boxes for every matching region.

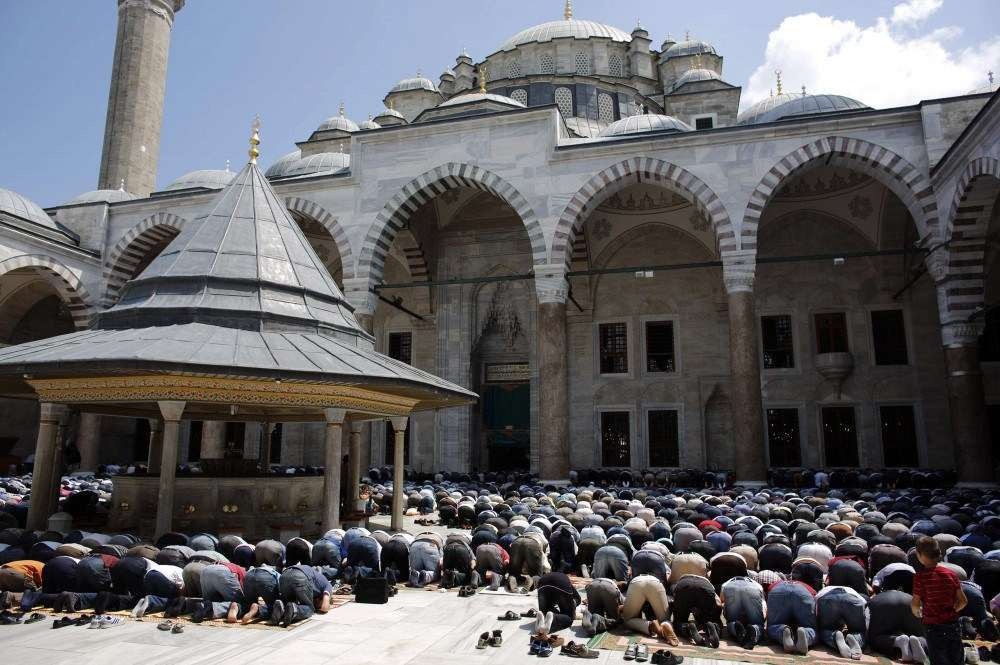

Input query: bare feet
[659,622,680,646]
[225,601,239,623]
[241,602,259,625]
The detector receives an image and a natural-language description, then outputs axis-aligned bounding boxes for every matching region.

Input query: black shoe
[991,643,1000,663]
[982,619,1000,642]
[743,624,762,649]
[961,616,977,639]
[279,602,296,628]
[191,603,208,624]
[728,621,745,645]
[267,600,284,626]
[979,646,992,663]
[704,622,720,649]
[686,622,706,646]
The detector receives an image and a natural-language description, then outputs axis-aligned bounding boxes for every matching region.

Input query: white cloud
[891,0,943,26]
[742,1,1000,111]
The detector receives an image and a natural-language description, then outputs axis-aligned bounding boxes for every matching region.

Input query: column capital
[119,0,183,23]
[349,420,364,434]
[534,264,569,305]
[147,417,163,432]
[941,320,985,348]
[389,416,409,432]
[323,408,348,424]
[342,277,378,316]
[39,402,68,422]
[157,400,186,422]
[722,251,757,294]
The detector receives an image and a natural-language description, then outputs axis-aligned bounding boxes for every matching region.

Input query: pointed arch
[356,163,545,286]
[104,212,186,305]
[551,157,732,270]
[742,136,939,252]
[0,254,94,329]
[284,196,354,275]
[942,156,1000,317]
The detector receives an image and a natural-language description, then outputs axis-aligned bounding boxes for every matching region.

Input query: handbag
[354,575,391,604]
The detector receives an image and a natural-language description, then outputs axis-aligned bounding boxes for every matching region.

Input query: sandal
[157,620,174,631]
[560,641,600,659]
[171,623,184,634]
[24,612,44,625]
[490,629,503,646]
[476,631,490,649]
[521,608,538,618]
[497,610,520,621]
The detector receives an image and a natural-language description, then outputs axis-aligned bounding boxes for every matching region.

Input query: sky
[0,0,997,206]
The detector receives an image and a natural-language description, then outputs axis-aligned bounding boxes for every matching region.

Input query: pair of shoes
[624,642,640,661]
[52,616,75,629]
[650,650,684,665]
[681,622,705,646]
[560,641,599,658]
[497,610,520,621]
[704,623,721,649]
[88,615,124,629]
[457,585,476,597]
[157,620,174,631]
[267,600,284,626]
[278,602,297,628]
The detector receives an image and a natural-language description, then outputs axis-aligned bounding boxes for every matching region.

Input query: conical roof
[101,160,359,335]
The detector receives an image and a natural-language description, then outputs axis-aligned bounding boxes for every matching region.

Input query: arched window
[511,88,528,106]
[598,93,615,123]
[507,60,522,79]
[538,53,555,74]
[575,51,592,75]
[608,54,624,77]
[554,87,574,117]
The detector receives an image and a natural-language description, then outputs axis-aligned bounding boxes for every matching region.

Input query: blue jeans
[244,567,279,619]
[200,565,245,618]
[592,546,628,582]
[721,577,765,629]
[766,582,817,646]
[817,587,867,650]
[925,622,964,665]
[278,568,315,621]
[409,540,441,576]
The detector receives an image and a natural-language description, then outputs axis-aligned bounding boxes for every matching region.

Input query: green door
[483,383,530,471]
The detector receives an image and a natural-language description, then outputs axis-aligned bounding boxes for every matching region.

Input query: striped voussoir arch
[395,228,430,281]
[103,212,186,306]
[551,157,732,269]
[356,163,545,285]
[284,196,353,271]
[942,156,1000,316]
[742,136,939,252]
[0,254,94,329]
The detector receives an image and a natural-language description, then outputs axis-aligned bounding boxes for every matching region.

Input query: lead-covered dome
[671,68,722,91]
[0,187,56,228]
[599,114,693,137]
[316,112,359,133]
[389,76,439,94]
[358,115,382,130]
[439,92,525,108]
[663,39,718,59]
[281,152,350,178]
[264,149,301,179]
[163,169,235,192]
[741,93,869,125]
[736,92,800,125]
[66,188,138,205]
[374,106,406,124]
[500,19,631,51]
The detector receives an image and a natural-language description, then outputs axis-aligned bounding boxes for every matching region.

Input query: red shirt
[913,564,960,624]
[222,562,246,586]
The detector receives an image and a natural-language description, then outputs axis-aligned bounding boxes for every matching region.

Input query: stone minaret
[98,0,184,197]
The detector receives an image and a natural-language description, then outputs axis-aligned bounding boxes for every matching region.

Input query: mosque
[2,0,1000,485]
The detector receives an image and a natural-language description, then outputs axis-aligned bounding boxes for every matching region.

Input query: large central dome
[500,19,631,51]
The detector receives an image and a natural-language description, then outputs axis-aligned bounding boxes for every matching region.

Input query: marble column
[344,278,377,473]
[348,420,363,503]
[389,416,408,531]
[49,412,70,511]
[200,420,226,459]
[941,321,992,483]
[155,401,185,538]
[77,413,101,472]
[724,256,767,482]
[322,409,346,532]
[259,422,275,471]
[147,418,163,473]
[535,265,570,480]
[27,403,67,530]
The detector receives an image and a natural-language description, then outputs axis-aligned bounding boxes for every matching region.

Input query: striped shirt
[913,564,960,624]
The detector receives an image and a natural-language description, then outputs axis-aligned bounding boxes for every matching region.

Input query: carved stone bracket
[722,251,757,294]
[534,264,569,305]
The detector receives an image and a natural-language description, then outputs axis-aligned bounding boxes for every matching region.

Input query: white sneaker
[99,615,124,629]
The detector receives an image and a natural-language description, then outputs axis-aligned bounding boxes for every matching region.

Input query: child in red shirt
[911,536,967,665]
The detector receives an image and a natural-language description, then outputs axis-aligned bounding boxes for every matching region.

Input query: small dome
[0,187,57,229]
[441,69,456,79]
[66,188,138,205]
[316,106,359,133]
[736,92,800,125]
[663,39,718,59]
[500,19,631,51]
[439,92,526,108]
[374,106,406,123]
[741,93,870,125]
[564,117,607,138]
[281,151,351,178]
[969,82,999,95]
[671,68,722,91]
[358,115,382,130]
[389,76,439,94]
[264,149,301,178]
[163,169,235,192]
[599,114,694,137]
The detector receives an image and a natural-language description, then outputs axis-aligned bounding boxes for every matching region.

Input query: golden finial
[338,102,345,117]
[685,29,690,41]
[564,0,572,20]
[774,69,783,95]
[118,178,125,191]
[802,85,807,97]
[249,115,261,164]
[477,67,487,93]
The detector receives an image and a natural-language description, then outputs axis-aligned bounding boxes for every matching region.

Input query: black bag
[354,575,390,604]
